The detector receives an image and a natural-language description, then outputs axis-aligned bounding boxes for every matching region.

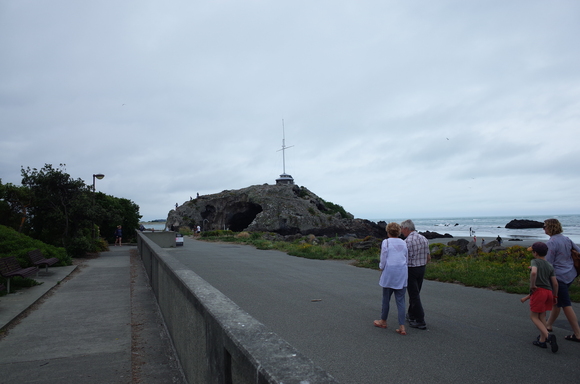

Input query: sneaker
[405,314,415,323]
[533,340,547,349]
[548,334,558,353]
[409,320,427,330]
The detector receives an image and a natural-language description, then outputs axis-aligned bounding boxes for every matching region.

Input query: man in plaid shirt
[401,219,431,330]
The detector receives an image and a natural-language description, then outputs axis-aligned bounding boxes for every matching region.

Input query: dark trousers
[407,265,426,323]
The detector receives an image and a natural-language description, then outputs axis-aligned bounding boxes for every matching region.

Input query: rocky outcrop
[166,184,385,238]
[505,219,544,229]
[419,231,453,240]
[447,238,479,255]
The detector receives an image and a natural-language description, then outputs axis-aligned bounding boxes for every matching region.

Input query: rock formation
[505,219,544,229]
[166,184,385,238]
[420,231,453,240]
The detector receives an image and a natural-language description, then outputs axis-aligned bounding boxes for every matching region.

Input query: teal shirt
[531,258,555,290]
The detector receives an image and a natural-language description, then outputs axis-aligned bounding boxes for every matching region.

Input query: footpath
[0,246,186,384]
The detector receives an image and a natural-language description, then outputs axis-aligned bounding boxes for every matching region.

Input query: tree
[0,180,33,232]
[20,164,92,251]
[17,164,141,256]
[94,193,141,244]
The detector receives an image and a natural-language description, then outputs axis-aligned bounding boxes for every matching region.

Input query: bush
[65,236,93,258]
[322,200,349,219]
[201,230,234,238]
[178,226,193,236]
[0,224,71,266]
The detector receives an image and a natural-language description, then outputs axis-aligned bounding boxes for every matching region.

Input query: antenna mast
[278,119,294,174]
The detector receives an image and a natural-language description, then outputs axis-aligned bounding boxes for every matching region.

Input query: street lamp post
[93,174,105,192]
[92,174,105,239]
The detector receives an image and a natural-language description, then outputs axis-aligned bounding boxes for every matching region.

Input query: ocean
[141,214,580,243]
[375,214,580,244]
[140,221,167,231]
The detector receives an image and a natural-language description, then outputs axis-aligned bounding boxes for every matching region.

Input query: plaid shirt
[405,231,430,267]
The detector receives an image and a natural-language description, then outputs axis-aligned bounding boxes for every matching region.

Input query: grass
[197,232,580,302]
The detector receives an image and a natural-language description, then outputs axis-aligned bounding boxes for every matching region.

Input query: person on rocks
[543,218,580,343]
[526,242,558,352]
[374,222,408,335]
[401,219,430,330]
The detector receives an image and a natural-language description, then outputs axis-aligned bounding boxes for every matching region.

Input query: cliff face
[166,184,384,238]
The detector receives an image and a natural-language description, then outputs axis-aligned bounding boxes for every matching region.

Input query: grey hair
[400,219,415,231]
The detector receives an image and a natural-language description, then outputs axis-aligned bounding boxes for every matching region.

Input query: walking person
[525,242,559,352]
[373,222,408,335]
[114,225,122,246]
[401,219,430,330]
[543,219,580,342]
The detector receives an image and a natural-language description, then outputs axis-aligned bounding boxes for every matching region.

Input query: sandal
[396,328,407,336]
[533,340,547,348]
[565,334,580,342]
[373,320,387,329]
[548,334,558,353]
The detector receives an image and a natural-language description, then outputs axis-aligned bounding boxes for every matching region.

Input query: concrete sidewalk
[0,247,186,384]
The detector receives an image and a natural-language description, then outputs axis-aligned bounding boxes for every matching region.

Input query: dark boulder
[505,219,544,229]
[419,231,453,240]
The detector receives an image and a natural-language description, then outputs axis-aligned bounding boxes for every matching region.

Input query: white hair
[400,219,415,231]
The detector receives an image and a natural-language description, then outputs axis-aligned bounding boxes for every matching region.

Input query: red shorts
[530,288,553,313]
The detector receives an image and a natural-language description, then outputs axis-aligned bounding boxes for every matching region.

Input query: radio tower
[276,119,295,185]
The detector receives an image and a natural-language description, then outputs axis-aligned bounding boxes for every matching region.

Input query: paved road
[168,237,580,384]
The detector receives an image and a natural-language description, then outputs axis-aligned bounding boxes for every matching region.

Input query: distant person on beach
[481,239,485,247]
[474,235,477,243]
[374,222,408,335]
[401,219,430,330]
[543,219,580,343]
[525,242,559,352]
[497,235,503,246]
[115,225,122,246]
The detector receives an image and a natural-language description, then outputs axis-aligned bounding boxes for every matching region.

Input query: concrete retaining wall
[136,232,338,384]
[141,230,176,248]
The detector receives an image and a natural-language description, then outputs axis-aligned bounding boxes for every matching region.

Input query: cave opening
[228,203,263,232]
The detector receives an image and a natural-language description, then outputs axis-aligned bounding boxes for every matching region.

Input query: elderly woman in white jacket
[373,222,409,335]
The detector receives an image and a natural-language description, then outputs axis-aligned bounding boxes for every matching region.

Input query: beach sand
[428,236,538,249]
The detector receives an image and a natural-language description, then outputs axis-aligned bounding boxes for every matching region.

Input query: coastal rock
[166,184,385,238]
[419,231,453,240]
[505,219,544,229]
[481,240,506,253]
[447,238,479,255]
[429,245,457,260]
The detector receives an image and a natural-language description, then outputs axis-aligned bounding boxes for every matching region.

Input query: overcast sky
[1,1,579,222]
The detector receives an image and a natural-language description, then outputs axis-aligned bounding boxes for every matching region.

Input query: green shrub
[179,226,193,236]
[201,230,234,238]
[322,200,349,218]
[65,236,93,258]
[0,224,71,266]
